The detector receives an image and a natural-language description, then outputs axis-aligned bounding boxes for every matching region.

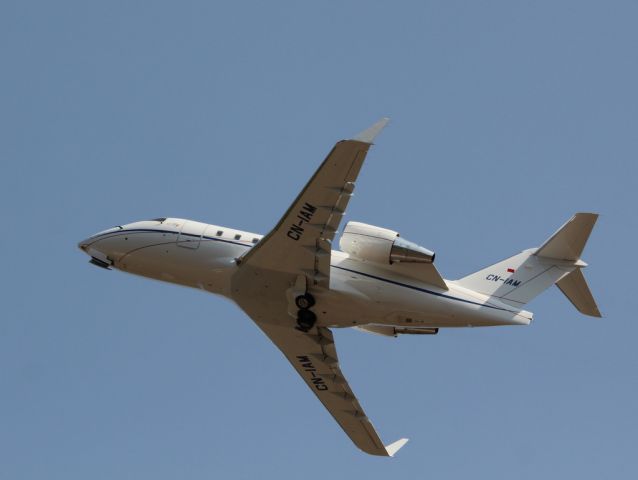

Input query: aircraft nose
[78,226,124,252]
[78,229,119,269]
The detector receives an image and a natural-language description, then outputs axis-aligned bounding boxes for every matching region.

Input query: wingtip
[385,437,409,457]
[352,117,390,144]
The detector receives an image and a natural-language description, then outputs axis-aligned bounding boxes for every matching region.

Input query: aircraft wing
[253,320,408,457]
[238,118,389,288]
[232,120,406,456]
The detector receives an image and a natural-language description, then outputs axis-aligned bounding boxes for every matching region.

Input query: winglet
[353,117,390,144]
[385,437,409,457]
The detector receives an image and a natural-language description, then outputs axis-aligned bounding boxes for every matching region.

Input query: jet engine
[339,221,435,264]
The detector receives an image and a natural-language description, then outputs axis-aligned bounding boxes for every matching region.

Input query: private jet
[78,118,600,457]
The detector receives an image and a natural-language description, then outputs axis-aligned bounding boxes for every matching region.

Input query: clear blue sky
[1,1,636,478]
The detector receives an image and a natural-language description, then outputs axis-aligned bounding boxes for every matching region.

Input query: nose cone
[78,227,122,269]
[79,220,167,271]
[78,238,91,252]
[78,226,124,251]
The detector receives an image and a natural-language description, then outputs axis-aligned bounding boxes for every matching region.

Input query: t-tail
[455,213,601,317]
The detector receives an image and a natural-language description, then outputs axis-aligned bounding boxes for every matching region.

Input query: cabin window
[234,234,241,240]
[252,238,259,244]
[216,230,223,236]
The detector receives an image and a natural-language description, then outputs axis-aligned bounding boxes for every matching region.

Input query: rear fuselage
[78,218,532,329]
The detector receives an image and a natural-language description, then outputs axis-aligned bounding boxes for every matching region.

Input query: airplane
[78,118,601,457]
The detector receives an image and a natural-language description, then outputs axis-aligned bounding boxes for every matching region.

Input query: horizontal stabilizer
[556,269,602,317]
[536,213,598,261]
[385,438,409,457]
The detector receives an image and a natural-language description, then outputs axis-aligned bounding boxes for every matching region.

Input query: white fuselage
[79,218,532,329]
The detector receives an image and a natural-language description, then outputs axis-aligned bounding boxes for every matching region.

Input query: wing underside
[254,321,408,456]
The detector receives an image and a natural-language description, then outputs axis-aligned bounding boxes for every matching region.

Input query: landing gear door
[178,221,206,249]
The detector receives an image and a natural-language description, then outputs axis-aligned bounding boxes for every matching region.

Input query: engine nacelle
[339,221,435,264]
